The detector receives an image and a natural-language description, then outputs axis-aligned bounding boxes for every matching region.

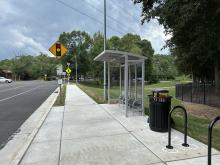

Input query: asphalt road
[0,80,58,147]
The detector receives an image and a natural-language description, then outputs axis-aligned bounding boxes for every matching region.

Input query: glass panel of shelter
[108,61,144,116]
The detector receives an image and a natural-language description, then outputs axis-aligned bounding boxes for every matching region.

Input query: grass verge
[53,85,67,106]
[78,81,220,150]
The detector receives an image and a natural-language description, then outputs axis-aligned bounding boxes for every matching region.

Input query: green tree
[89,32,104,82]
[59,30,92,79]
[108,36,121,50]
[120,33,142,54]
[108,34,155,82]
[136,39,154,81]
[153,54,178,80]
[57,31,156,82]
[132,0,220,83]
[35,53,58,79]
[0,59,13,70]
[0,54,58,80]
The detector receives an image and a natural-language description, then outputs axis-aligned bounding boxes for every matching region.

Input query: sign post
[67,63,70,84]
[66,67,72,84]
[49,41,68,104]
[58,79,62,104]
[62,72,66,84]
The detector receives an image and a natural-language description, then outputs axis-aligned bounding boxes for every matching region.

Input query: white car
[0,77,13,83]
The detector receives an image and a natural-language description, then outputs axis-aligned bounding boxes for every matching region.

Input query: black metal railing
[176,83,220,107]
[208,116,220,165]
[166,106,189,149]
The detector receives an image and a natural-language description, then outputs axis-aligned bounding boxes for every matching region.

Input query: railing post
[166,106,189,149]
[166,112,173,149]
[208,116,220,165]
[182,110,189,147]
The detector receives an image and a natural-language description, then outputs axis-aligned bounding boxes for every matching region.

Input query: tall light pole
[104,0,107,100]
[74,42,79,84]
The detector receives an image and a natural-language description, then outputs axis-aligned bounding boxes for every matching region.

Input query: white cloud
[140,20,171,54]
[10,29,46,52]
[0,0,171,59]
[0,1,16,16]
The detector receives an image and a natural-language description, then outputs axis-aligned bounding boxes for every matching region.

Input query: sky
[0,0,171,60]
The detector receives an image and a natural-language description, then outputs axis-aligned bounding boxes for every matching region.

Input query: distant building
[0,69,13,79]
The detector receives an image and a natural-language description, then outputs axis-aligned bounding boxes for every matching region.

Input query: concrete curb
[0,87,60,165]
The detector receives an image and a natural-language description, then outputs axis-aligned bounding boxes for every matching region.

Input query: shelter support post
[104,61,106,100]
[142,60,145,115]
[125,55,128,117]
[108,62,110,104]
[103,0,107,101]
[129,66,131,98]
[120,65,122,97]
[135,64,137,99]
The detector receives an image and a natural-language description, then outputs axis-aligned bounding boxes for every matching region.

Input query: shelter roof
[94,50,147,63]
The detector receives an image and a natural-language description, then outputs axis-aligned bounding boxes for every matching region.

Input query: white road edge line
[0,85,44,102]
[0,84,31,93]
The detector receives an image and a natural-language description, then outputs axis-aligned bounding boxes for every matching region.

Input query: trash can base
[149,125,168,132]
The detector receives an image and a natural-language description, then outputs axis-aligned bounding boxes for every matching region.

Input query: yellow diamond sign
[66,68,71,74]
[49,41,68,60]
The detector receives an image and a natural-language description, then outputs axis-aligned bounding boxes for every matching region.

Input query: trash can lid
[152,88,169,93]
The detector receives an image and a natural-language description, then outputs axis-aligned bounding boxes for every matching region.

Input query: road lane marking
[0,84,32,93]
[0,85,45,102]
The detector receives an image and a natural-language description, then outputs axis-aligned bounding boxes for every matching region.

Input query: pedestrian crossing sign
[66,68,71,76]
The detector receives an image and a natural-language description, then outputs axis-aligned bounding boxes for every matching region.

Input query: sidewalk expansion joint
[61,132,130,141]
[164,154,218,163]
[58,105,65,165]
[98,104,165,164]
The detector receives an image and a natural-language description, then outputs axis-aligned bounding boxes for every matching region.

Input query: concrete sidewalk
[19,85,220,165]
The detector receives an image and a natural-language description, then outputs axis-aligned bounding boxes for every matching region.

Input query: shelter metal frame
[94,50,147,117]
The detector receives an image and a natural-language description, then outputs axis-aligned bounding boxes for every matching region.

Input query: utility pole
[104,0,107,100]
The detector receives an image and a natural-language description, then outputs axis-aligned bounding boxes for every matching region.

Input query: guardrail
[166,106,189,149]
[208,116,220,165]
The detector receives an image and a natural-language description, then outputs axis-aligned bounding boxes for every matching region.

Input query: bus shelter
[94,50,147,117]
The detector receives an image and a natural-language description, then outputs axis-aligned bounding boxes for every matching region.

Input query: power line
[110,0,141,22]
[80,0,137,33]
[81,0,104,13]
[54,0,125,35]
[81,0,122,25]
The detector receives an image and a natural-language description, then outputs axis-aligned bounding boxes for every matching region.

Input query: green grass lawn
[77,81,220,151]
[146,81,176,88]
